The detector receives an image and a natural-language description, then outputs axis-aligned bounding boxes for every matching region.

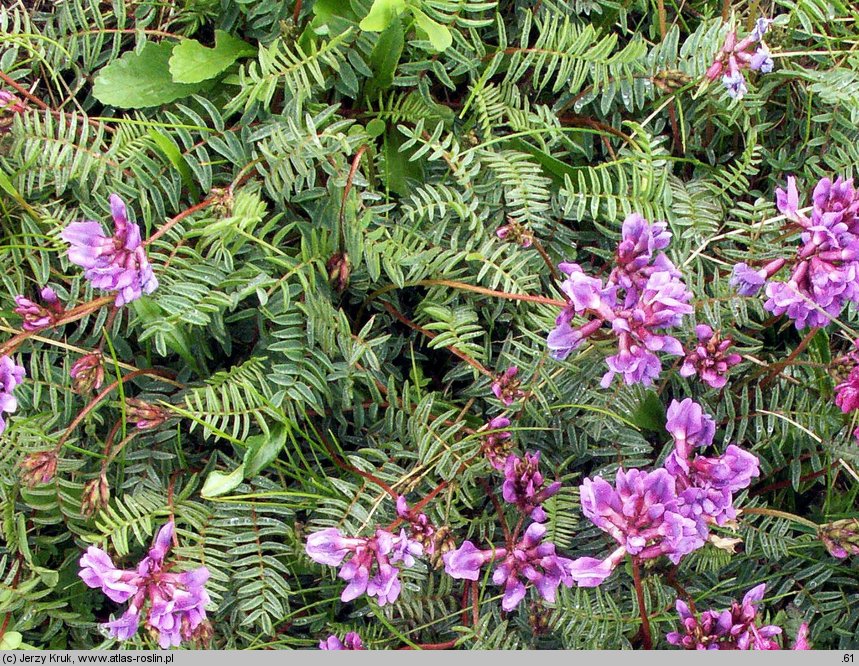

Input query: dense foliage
[1,0,858,651]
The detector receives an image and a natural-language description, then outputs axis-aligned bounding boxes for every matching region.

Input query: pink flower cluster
[564,398,759,587]
[0,355,26,435]
[732,175,859,329]
[78,521,210,648]
[706,18,774,100]
[548,214,693,387]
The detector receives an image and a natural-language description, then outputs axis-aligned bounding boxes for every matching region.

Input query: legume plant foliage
[0,0,858,651]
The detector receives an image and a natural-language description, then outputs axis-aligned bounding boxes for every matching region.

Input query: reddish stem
[631,557,653,649]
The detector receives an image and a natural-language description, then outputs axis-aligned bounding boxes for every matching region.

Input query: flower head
[722,70,748,99]
[818,518,859,558]
[680,325,742,389]
[14,287,64,331]
[18,450,58,488]
[501,452,561,522]
[62,194,158,307]
[78,521,210,648]
[70,352,105,395]
[491,366,524,406]
[480,416,513,470]
[126,398,170,430]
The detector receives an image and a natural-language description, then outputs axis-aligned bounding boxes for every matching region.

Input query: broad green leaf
[367,15,404,93]
[169,31,257,84]
[0,632,22,650]
[148,129,200,200]
[201,464,245,498]
[93,41,203,109]
[243,423,289,477]
[631,390,667,433]
[410,8,452,52]
[359,0,407,32]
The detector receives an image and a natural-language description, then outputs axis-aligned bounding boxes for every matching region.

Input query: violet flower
[706,18,775,98]
[666,584,784,650]
[78,521,210,648]
[396,495,437,555]
[61,194,159,307]
[14,287,64,331]
[444,523,575,611]
[319,632,364,650]
[680,325,742,389]
[548,215,692,387]
[70,352,105,395]
[501,452,561,522]
[0,355,26,436]
[740,176,859,330]
[305,525,422,606]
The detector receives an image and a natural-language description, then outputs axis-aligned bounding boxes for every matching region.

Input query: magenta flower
[738,176,859,330]
[665,398,716,456]
[706,18,775,99]
[496,221,533,248]
[0,90,27,132]
[501,452,561,522]
[61,194,159,307]
[577,467,703,575]
[680,325,742,389]
[14,287,64,331]
[305,525,421,606]
[396,495,436,555]
[666,584,784,650]
[548,215,692,387]
[78,521,210,648]
[70,352,105,394]
[319,632,364,650]
[491,366,525,406]
[445,523,575,611]
[0,355,26,435]
[793,623,810,650]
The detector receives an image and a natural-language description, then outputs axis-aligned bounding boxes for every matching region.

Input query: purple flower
[70,352,105,395]
[793,623,810,650]
[566,546,627,588]
[306,523,421,606]
[61,194,159,307]
[395,496,437,555]
[722,69,748,99]
[14,287,64,331]
[502,523,576,609]
[580,468,703,568]
[776,177,801,220]
[680,325,742,389]
[480,416,513,470]
[751,17,772,42]
[667,584,784,650]
[502,452,561,521]
[0,355,26,436]
[731,263,768,296]
[320,632,364,650]
[611,214,672,292]
[665,398,716,458]
[496,221,533,248]
[443,541,499,581]
[78,521,210,648]
[750,46,773,72]
[491,366,524,406]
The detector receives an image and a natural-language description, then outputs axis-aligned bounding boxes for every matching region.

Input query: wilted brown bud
[187,619,214,647]
[19,450,57,487]
[126,398,170,430]
[70,352,105,395]
[81,473,110,517]
[653,69,692,93]
[496,219,533,249]
[210,187,234,217]
[818,518,859,558]
[326,252,350,292]
[429,526,455,569]
[0,90,27,133]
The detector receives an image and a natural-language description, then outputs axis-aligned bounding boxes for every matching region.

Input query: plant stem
[739,506,820,529]
[631,557,653,650]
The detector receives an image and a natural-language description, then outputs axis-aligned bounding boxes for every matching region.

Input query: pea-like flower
[679,325,742,389]
[61,194,159,307]
[305,525,422,606]
[319,632,364,650]
[501,452,561,522]
[14,287,64,331]
[0,355,26,435]
[78,521,211,648]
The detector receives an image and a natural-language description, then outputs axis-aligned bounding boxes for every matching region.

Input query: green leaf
[243,423,289,477]
[93,41,204,109]
[169,31,257,84]
[410,8,452,52]
[630,390,666,433]
[148,129,200,200]
[367,15,404,94]
[359,0,406,32]
[0,632,22,650]
[201,464,245,498]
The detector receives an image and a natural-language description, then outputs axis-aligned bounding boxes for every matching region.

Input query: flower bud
[81,473,110,517]
[126,398,170,430]
[818,518,859,558]
[326,252,350,292]
[19,450,58,487]
[70,353,105,395]
[429,526,455,569]
[0,90,27,133]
